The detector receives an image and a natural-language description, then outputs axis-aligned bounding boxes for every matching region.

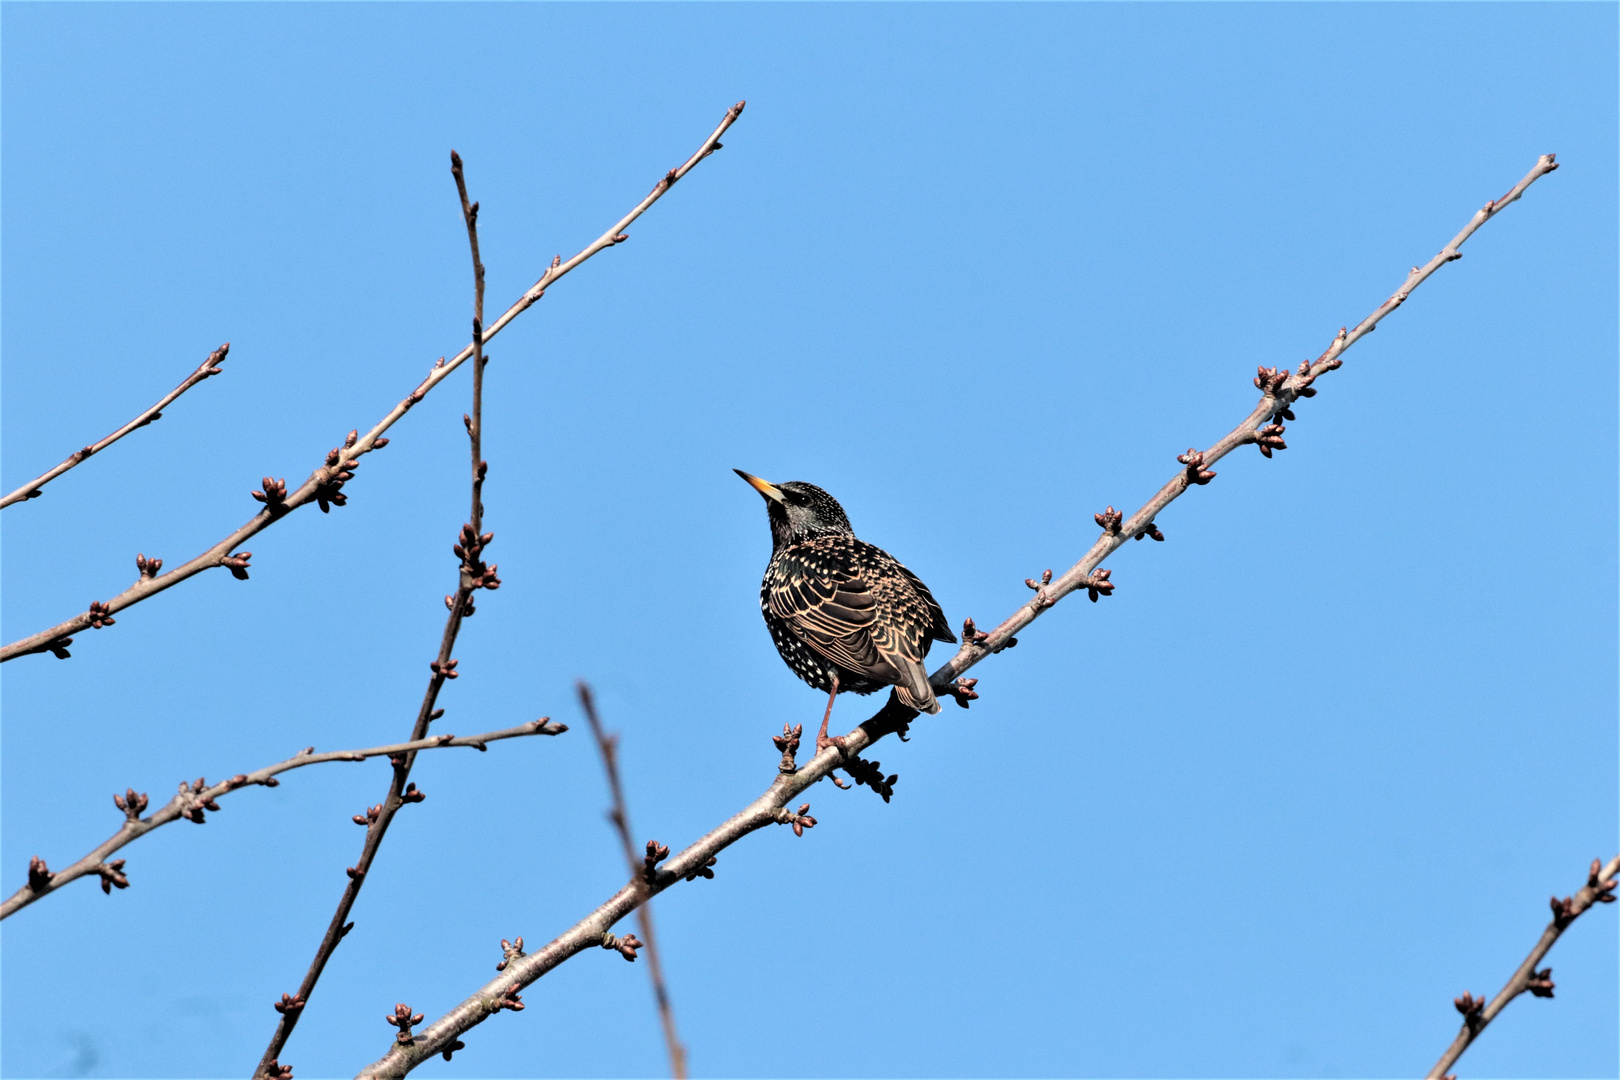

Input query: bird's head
[734,470,853,549]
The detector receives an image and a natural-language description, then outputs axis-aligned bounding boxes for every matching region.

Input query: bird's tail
[895,660,942,715]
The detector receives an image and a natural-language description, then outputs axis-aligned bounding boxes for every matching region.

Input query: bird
[735,470,956,753]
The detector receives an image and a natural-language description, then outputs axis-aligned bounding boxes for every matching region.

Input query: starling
[735,470,956,751]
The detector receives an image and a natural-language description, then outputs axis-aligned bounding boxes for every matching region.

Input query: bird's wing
[894,561,956,645]
[765,541,898,683]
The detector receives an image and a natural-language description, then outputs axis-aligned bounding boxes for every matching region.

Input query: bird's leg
[816,671,848,759]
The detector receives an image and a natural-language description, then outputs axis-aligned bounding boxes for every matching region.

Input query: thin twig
[0,343,230,510]
[578,681,689,1080]
[251,147,507,1080]
[353,152,1560,1080]
[0,719,563,921]
[1425,855,1619,1079]
[1,101,747,664]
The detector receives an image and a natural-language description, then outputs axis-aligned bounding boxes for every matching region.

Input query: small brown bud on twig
[353,804,382,827]
[643,841,671,884]
[251,477,288,512]
[87,601,116,629]
[946,677,980,708]
[386,1002,425,1044]
[774,802,818,836]
[46,637,72,659]
[1081,568,1114,602]
[94,859,129,894]
[262,1059,293,1080]
[962,616,992,649]
[497,936,526,971]
[222,551,253,580]
[1526,967,1555,998]
[113,788,149,820]
[1178,449,1216,486]
[346,866,365,881]
[274,993,306,1016]
[684,855,718,882]
[602,931,643,961]
[28,856,54,891]
[1025,569,1056,609]
[429,658,459,679]
[441,1040,466,1062]
[178,778,220,823]
[1453,991,1485,1029]
[492,984,525,1013]
[1255,423,1288,458]
[1254,366,1290,396]
[1095,506,1123,534]
[1133,522,1164,542]
[136,553,163,580]
[1550,893,1578,929]
[400,783,425,804]
[774,723,803,773]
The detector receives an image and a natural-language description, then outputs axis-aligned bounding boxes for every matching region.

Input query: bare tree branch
[251,146,508,1080]
[578,681,689,1080]
[0,343,231,510]
[1426,855,1619,1079]
[0,718,564,921]
[353,152,1560,1080]
[0,100,747,664]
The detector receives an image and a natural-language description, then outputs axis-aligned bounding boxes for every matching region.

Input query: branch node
[601,930,644,961]
[251,477,289,514]
[1082,568,1115,602]
[1177,448,1216,486]
[1453,991,1486,1030]
[773,723,803,773]
[274,993,306,1016]
[385,1002,426,1044]
[113,787,150,820]
[945,677,980,708]
[135,553,163,580]
[94,859,129,894]
[1094,506,1123,535]
[1525,967,1555,999]
[643,840,672,885]
[87,600,116,629]
[27,856,54,891]
[773,802,818,836]
[496,936,526,971]
[1255,423,1288,458]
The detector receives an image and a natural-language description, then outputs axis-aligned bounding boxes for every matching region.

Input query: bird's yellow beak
[734,469,786,503]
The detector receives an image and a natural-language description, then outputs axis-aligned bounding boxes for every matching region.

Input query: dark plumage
[735,470,955,716]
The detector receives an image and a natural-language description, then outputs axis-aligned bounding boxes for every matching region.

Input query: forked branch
[0,343,230,510]
[0,719,563,921]
[353,154,1560,1080]
[1,101,746,664]
[1426,855,1619,1079]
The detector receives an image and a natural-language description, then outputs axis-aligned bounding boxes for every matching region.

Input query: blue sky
[2,3,1615,1078]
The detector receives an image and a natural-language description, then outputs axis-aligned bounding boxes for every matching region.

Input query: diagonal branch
[1,343,230,510]
[579,681,688,1080]
[353,153,1560,1080]
[0,718,564,921]
[1,100,746,664]
[1425,855,1619,1079]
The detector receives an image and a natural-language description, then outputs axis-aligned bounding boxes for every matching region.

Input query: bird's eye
[784,489,808,506]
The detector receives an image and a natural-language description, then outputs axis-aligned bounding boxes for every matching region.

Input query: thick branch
[579,682,688,1079]
[1426,855,1619,1079]
[0,719,562,921]
[1,100,746,664]
[354,153,1557,1080]
[1,343,230,510]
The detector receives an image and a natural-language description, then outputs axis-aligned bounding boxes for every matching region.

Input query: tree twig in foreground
[1426,854,1619,1079]
[0,343,230,510]
[578,681,688,1080]
[354,153,1560,1080]
[1,100,746,664]
[1,719,563,921]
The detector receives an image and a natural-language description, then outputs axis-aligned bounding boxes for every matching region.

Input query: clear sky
[2,3,1615,1078]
